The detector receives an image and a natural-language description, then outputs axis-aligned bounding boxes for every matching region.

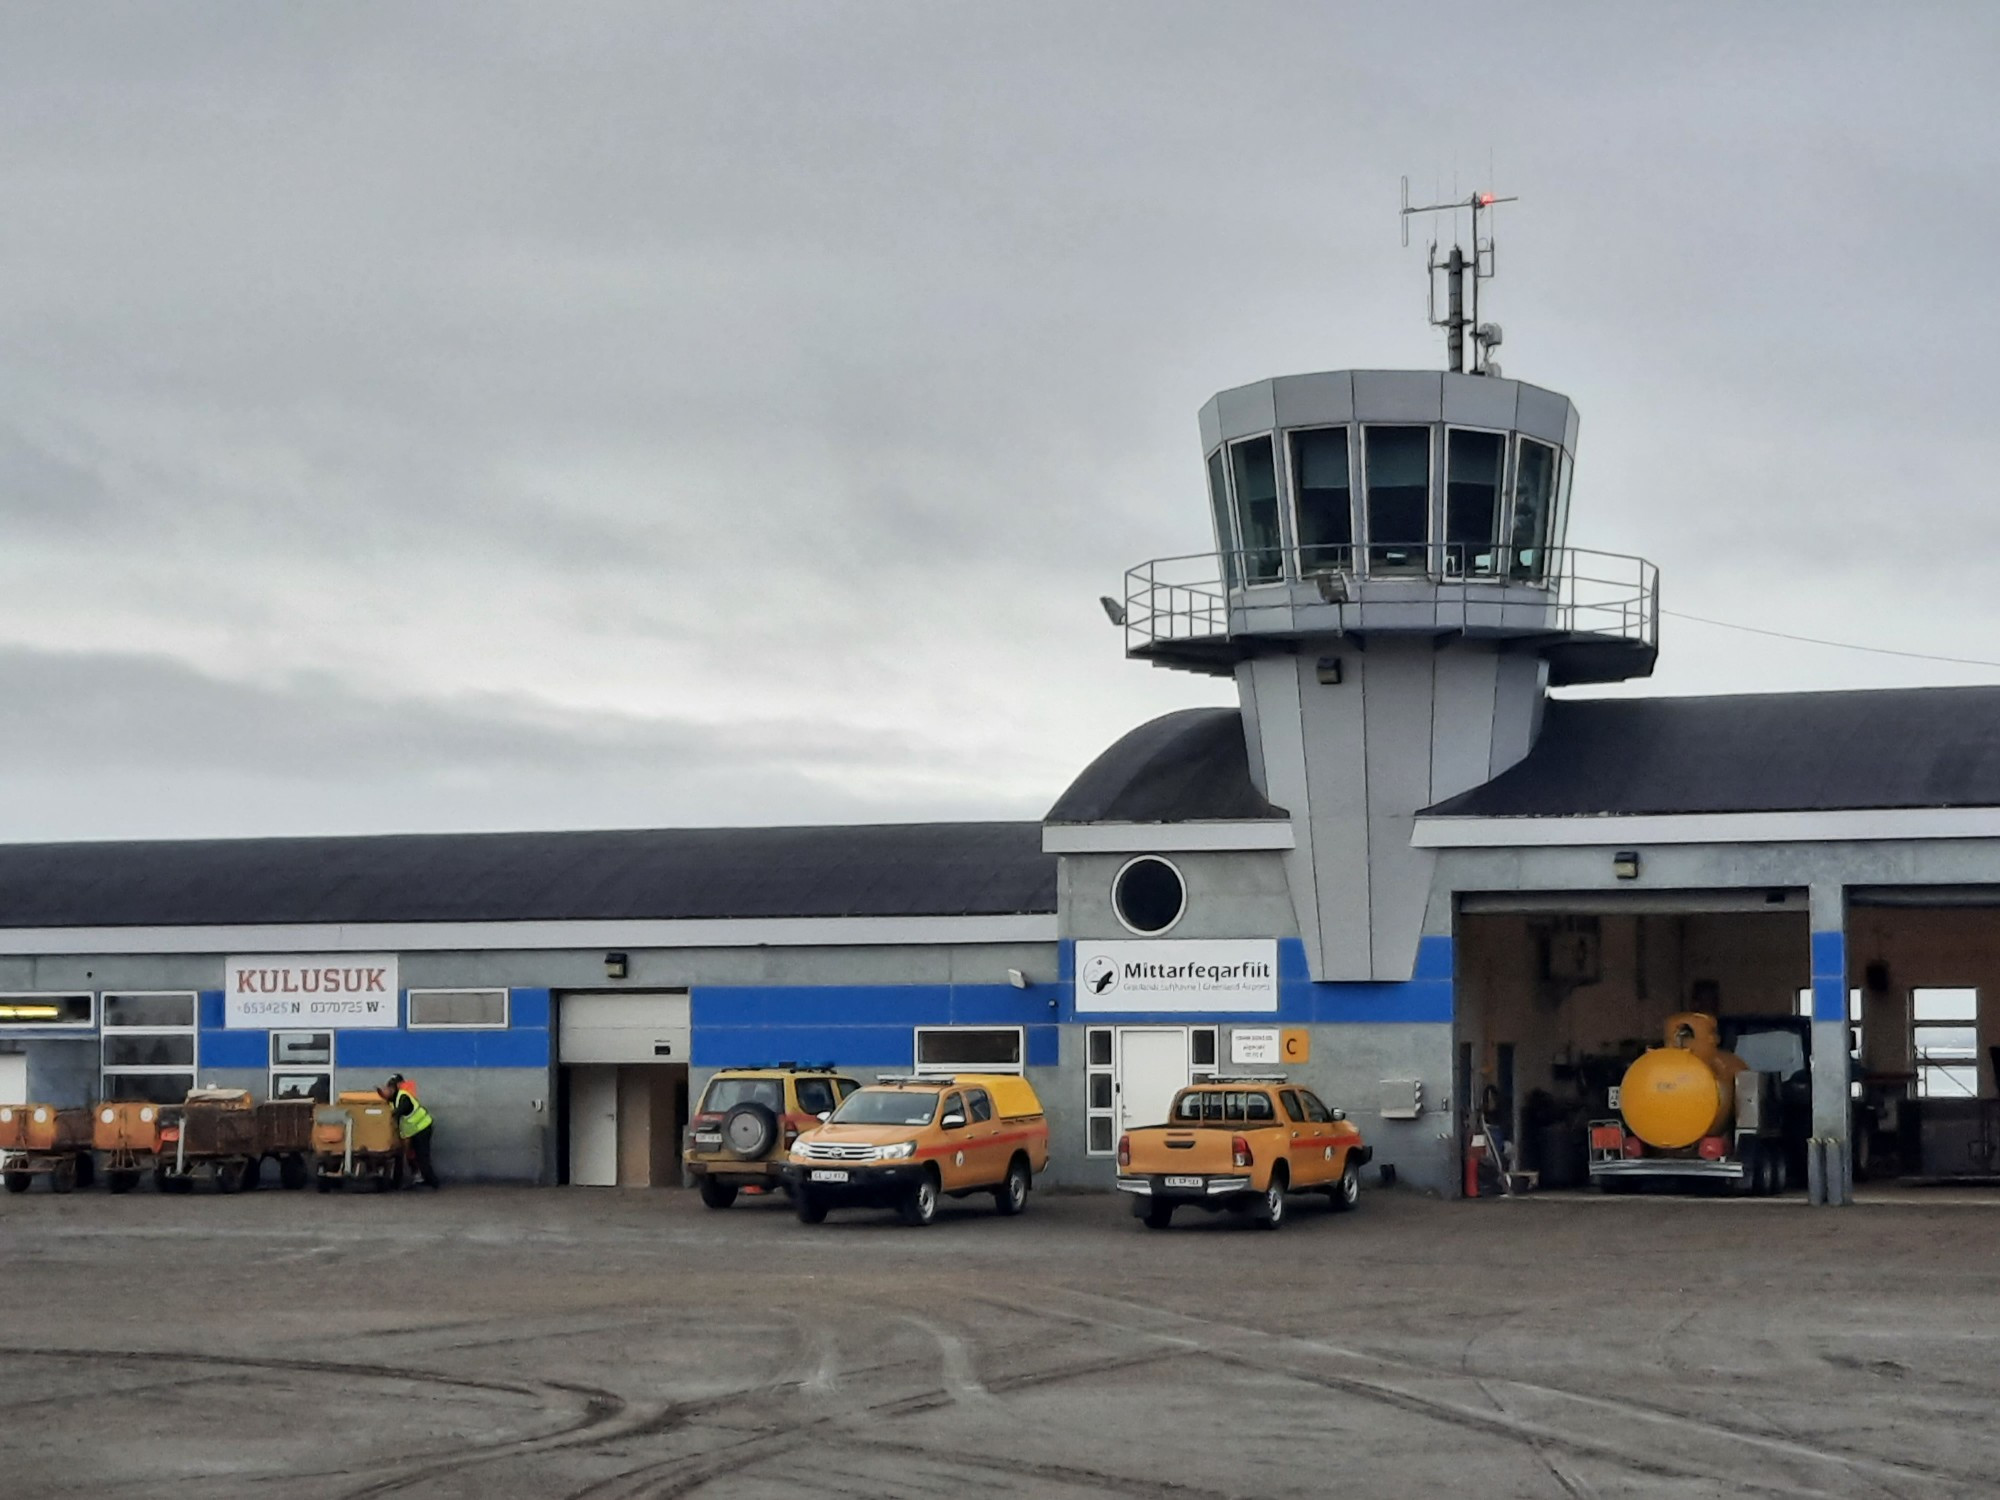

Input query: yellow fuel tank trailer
[1619,1012,1745,1149]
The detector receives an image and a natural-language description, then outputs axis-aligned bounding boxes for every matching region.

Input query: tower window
[1112,856,1188,935]
[1445,429,1506,576]
[1228,437,1283,584]
[1509,437,1559,580]
[1205,449,1238,589]
[1288,428,1352,574]
[1364,425,1431,573]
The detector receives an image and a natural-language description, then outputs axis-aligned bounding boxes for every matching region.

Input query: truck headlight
[874,1141,916,1161]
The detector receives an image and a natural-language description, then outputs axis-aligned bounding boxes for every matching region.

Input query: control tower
[1116,195,1659,982]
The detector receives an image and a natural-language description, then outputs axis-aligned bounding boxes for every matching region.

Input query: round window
[1113,856,1187,935]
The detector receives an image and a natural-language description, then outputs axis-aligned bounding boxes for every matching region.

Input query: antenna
[1400,176,1518,376]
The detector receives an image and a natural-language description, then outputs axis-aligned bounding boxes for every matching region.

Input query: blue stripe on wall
[1810,931,1847,1023]
[691,982,1062,1069]
[197,987,552,1073]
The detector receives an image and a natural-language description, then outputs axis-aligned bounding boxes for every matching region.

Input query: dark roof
[1424,686,2000,819]
[1045,708,1286,824]
[0,823,1055,928]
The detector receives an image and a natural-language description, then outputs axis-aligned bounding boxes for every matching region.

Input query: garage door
[557,992,692,1065]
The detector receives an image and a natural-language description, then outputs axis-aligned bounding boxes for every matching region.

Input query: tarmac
[4,1178,1999,1498]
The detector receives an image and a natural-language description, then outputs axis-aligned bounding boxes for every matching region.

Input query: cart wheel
[241,1156,262,1191]
[75,1153,96,1190]
[280,1155,309,1191]
[315,1172,333,1193]
[216,1160,245,1194]
[3,1171,30,1194]
[50,1157,77,1194]
[107,1169,139,1194]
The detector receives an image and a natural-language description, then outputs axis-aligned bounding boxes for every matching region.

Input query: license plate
[1164,1175,1202,1189]
[693,1133,721,1147]
[810,1169,849,1183]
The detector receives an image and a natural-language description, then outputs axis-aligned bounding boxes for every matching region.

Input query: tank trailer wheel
[75,1153,95,1190]
[49,1157,77,1194]
[216,1160,245,1195]
[279,1154,309,1191]
[4,1170,31,1194]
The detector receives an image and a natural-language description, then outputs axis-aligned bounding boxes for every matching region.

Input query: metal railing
[1122,544,1658,654]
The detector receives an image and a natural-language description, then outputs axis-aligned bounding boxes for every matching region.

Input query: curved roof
[1423,686,2000,819]
[0,822,1056,928]
[1045,708,1286,824]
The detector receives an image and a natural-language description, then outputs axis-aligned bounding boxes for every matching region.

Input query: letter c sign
[1281,1028,1311,1065]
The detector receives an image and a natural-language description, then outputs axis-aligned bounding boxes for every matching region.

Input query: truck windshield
[700,1078,784,1113]
[828,1090,939,1127]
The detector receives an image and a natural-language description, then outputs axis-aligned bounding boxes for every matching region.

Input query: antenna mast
[1400,177,1517,376]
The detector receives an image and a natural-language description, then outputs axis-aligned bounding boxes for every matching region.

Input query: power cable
[1660,608,2000,671]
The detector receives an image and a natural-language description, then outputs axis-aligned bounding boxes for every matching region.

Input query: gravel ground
[3,1178,1997,1498]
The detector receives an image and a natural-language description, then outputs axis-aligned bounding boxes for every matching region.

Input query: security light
[1612,851,1641,881]
[603,952,629,980]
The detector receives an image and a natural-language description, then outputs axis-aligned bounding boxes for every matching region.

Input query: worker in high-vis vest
[380,1074,441,1189]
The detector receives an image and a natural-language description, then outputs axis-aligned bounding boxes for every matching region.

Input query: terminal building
[5,242,1998,1202]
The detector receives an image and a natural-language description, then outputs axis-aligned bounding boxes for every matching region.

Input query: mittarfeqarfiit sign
[224,955,400,1029]
[1073,939,1279,1013]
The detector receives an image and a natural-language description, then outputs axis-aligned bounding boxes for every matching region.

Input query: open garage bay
[3,1186,1998,1498]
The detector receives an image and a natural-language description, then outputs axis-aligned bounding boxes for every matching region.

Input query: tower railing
[1122,544,1658,655]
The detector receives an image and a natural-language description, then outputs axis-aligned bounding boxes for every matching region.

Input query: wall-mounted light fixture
[1316,655,1343,686]
[1006,968,1029,990]
[603,951,629,980]
[1612,851,1641,881]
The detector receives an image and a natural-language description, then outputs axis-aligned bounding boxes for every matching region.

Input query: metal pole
[1446,247,1466,373]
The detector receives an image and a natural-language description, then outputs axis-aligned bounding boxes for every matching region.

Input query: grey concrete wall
[0,942,1058,996]
[18,1038,97,1109]
[1057,851,1297,940]
[1237,638,1542,983]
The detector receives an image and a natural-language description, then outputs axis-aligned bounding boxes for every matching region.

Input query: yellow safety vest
[396,1089,434,1138]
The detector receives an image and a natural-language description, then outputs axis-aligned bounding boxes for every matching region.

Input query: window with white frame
[1912,988,1980,1098]
[407,988,509,1030]
[1086,1027,1115,1154]
[100,991,197,1104]
[913,1026,1024,1075]
[0,993,93,1029]
[270,1031,333,1103]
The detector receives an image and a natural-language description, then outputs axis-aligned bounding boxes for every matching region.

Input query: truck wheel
[899,1171,940,1227]
[993,1157,1030,1216]
[106,1169,139,1195]
[280,1155,309,1191]
[4,1171,30,1194]
[698,1177,739,1209]
[50,1157,77,1194]
[1326,1157,1360,1212]
[1142,1201,1174,1230]
[794,1190,827,1224]
[1254,1174,1287,1230]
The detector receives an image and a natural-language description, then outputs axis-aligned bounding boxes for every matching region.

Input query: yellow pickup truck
[1116,1078,1370,1230]
[780,1074,1050,1227]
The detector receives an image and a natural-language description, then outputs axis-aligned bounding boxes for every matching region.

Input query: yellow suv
[685,1065,860,1208]
[781,1074,1050,1227]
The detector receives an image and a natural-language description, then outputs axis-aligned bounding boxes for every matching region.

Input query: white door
[0,1054,25,1105]
[1117,1028,1190,1132]
[569,1065,618,1187]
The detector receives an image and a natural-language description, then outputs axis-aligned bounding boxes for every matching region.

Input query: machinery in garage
[1587,1011,1809,1195]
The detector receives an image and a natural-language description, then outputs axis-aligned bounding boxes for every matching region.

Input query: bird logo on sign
[1083,956,1120,996]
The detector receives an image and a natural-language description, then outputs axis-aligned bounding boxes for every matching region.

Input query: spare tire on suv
[722,1101,779,1160]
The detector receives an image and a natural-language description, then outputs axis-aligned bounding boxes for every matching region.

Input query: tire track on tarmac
[987,1290,1985,1498]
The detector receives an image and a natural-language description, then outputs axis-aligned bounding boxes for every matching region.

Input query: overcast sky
[1,4,1996,841]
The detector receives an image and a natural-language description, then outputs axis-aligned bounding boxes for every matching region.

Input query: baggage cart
[91,1100,164,1193]
[313,1091,405,1192]
[247,1099,315,1190]
[0,1103,94,1194]
[155,1089,260,1194]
